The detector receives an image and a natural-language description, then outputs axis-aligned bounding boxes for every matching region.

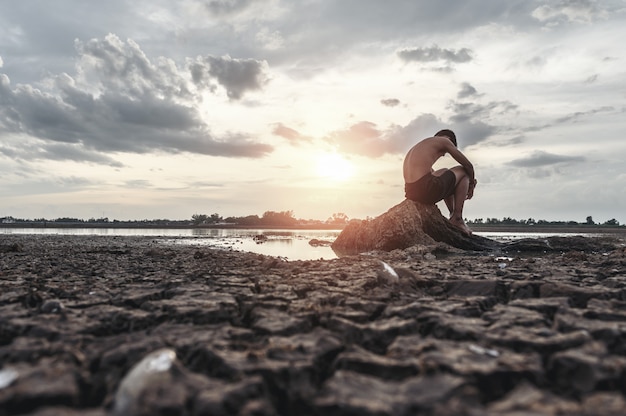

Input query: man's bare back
[403,130,476,235]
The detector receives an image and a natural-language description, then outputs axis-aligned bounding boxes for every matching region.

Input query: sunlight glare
[314,152,355,182]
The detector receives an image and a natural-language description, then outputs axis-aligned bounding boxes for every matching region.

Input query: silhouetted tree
[192,214,208,225]
[327,212,349,225]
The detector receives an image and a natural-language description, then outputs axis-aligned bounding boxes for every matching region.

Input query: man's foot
[449,216,473,236]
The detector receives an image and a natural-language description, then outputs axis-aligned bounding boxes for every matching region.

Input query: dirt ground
[1,234,625,415]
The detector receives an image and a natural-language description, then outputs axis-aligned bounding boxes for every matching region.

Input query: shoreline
[1,223,625,234]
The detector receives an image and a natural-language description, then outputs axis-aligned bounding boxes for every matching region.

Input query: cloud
[204,0,254,16]
[509,150,586,168]
[457,82,479,99]
[0,34,274,164]
[323,88,512,157]
[325,114,442,158]
[271,123,312,145]
[532,0,609,25]
[380,98,401,107]
[398,45,473,64]
[447,93,515,147]
[191,55,269,100]
[555,106,614,123]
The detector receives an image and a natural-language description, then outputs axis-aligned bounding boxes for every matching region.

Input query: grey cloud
[398,45,473,64]
[509,150,586,168]
[380,98,401,107]
[0,34,274,163]
[204,0,254,16]
[555,106,614,123]
[194,56,268,100]
[446,100,513,147]
[452,121,497,148]
[450,101,518,123]
[457,83,479,99]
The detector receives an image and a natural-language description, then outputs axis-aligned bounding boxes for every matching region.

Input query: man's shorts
[405,170,456,204]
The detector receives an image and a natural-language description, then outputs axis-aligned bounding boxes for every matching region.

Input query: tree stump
[331,199,500,255]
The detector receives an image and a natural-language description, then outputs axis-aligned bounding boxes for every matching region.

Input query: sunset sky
[1,0,625,223]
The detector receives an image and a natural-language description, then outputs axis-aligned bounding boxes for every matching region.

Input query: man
[403,129,477,235]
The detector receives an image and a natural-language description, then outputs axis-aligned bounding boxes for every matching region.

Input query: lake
[0,227,617,261]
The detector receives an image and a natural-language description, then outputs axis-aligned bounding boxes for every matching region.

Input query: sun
[314,152,355,182]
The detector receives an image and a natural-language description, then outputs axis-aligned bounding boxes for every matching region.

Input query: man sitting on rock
[403,129,477,235]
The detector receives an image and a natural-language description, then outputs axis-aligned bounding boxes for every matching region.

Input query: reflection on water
[0,227,342,261]
[180,228,342,260]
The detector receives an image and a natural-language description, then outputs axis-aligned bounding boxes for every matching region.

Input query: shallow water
[0,227,620,261]
[0,227,342,261]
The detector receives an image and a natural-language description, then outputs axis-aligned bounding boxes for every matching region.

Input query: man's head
[435,129,457,147]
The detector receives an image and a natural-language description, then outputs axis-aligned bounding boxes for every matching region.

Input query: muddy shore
[1,234,626,415]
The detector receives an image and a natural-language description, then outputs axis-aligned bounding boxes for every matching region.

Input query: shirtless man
[403,129,477,235]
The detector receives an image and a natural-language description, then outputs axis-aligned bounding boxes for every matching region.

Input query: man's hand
[467,179,477,200]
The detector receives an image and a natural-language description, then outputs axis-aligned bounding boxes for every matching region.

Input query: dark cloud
[380,98,401,107]
[193,55,269,100]
[0,34,273,164]
[446,95,515,147]
[509,150,586,168]
[271,123,312,145]
[398,45,473,64]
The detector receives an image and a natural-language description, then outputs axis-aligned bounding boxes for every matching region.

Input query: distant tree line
[1,213,622,227]
[466,215,621,226]
[0,211,353,227]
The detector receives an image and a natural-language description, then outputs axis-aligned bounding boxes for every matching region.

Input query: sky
[1,0,625,224]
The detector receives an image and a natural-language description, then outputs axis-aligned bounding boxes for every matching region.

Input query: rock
[314,370,469,415]
[488,381,581,415]
[309,239,333,247]
[40,299,65,314]
[0,360,81,415]
[547,343,626,396]
[332,345,419,380]
[331,199,499,255]
[111,349,178,416]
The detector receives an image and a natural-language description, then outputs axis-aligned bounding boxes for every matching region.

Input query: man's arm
[441,139,477,199]
[443,140,475,181]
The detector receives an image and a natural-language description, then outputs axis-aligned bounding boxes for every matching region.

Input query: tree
[327,212,349,225]
[192,214,208,225]
[586,216,594,225]
[208,213,222,224]
[261,211,297,226]
[603,218,620,226]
